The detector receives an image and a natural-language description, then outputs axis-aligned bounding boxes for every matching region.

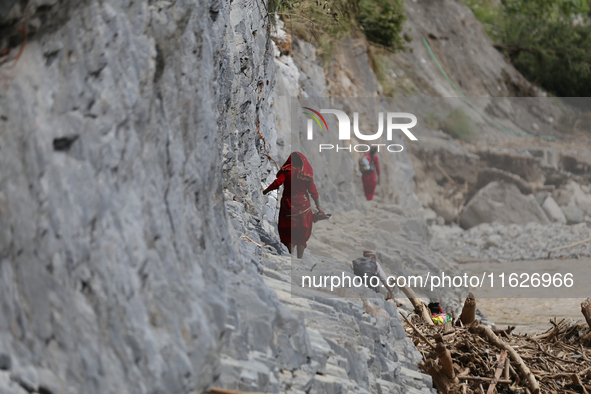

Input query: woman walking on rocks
[263,152,322,259]
[360,146,380,201]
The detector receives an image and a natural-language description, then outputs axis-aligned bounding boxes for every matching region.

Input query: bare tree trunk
[400,285,434,325]
[582,298,591,330]
[421,360,458,394]
[434,334,455,380]
[460,292,476,326]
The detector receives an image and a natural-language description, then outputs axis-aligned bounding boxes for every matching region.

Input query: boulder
[561,204,585,224]
[416,192,433,208]
[552,181,591,215]
[542,196,567,224]
[431,196,459,223]
[420,207,438,225]
[460,182,551,229]
[536,190,550,206]
[485,234,502,249]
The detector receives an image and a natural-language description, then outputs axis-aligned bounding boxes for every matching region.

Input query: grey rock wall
[0,0,274,392]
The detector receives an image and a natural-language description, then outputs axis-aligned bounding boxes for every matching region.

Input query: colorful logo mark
[302,107,329,133]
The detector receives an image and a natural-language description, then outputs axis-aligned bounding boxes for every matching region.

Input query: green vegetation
[270,0,354,46]
[441,108,474,141]
[270,0,409,63]
[461,0,591,97]
[356,0,408,50]
[423,108,475,141]
[423,111,441,131]
[460,0,503,41]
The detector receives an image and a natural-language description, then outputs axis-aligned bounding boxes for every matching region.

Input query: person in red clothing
[361,146,380,201]
[263,152,322,259]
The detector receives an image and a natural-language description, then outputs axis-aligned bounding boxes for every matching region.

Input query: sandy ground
[476,297,586,334]
[462,258,591,334]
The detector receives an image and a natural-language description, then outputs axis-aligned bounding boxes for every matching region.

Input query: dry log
[570,374,589,394]
[582,299,591,330]
[460,292,476,326]
[487,351,507,394]
[504,356,510,381]
[400,285,434,325]
[435,334,455,380]
[548,236,591,255]
[508,363,520,383]
[471,324,540,394]
[443,322,455,335]
[460,376,512,384]
[400,312,436,350]
[422,359,459,394]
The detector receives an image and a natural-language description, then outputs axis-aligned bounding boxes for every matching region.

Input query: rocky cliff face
[0,0,277,392]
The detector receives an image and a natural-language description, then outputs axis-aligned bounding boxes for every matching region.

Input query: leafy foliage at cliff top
[269,0,409,61]
[356,0,409,50]
[463,0,591,97]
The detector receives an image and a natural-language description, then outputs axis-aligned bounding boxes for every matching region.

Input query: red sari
[361,153,380,201]
[266,152,318,247]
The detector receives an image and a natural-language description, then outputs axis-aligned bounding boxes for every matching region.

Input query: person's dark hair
[370,146,378,156]
[292,153,303,167]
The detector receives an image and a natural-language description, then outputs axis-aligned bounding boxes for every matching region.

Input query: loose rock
[460,182,550,229]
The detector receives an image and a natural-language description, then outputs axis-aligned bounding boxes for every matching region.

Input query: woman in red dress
[361,146,380,201]
[263,152,322,259]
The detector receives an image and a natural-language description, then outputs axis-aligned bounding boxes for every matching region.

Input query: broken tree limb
[547,236,591,257]
[435,161,460,188]
[400,312,436,350]
[422,360,458,394]
[459,292,476,326]
[460,376,512,384]
[582,299,591,330]
[435,334,455,380]
[571,374,589,394]
[504,356,510,381]
[471,324,540,394]
[487,350,507,394]
[399,285,434,325]
[443,322,455,335]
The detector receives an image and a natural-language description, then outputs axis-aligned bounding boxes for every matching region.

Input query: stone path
[217,251,436,394]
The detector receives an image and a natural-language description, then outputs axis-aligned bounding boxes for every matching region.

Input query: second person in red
[361,146,380,200]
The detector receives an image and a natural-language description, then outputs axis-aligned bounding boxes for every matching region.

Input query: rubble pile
[431,222,591,262]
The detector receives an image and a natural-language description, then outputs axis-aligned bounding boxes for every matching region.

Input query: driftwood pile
[402,296,591,394]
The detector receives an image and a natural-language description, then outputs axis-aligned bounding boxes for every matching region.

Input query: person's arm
[263,172,286,194]
[374,156,381,184]
[308,180,322,212]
